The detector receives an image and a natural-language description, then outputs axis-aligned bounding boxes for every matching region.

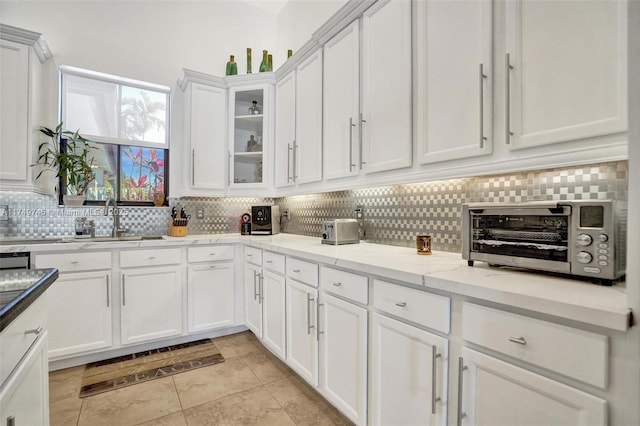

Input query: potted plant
[33,123,95,206]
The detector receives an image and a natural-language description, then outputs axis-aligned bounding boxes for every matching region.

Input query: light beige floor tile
[49,395,82,426]
[183,385,295,426]
[265,378,338,426]
[77,376,181,426]
[286,375,354,426]
[213,332,262,358]
[49,365,85,402]
[173,357,261,409]
[135,411,187,426]
[240,351,291,384]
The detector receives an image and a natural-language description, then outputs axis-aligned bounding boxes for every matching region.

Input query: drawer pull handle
[24,326,43,335]
[247,254,253,257]
[293,269,301,273]
[395,302,407,308]
[332,282,342,287]
[148,256,156,260]
[266,260,273,264]
[509,336,527,345]
[209,265,216,269]
[209,253,217,256]
[70,261,79,265]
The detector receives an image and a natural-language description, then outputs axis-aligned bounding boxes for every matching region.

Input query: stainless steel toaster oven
[462,200,626,284]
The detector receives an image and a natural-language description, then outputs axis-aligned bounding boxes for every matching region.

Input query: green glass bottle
[246,48,252,74]
[226,55,237,76]
[287,49,293,59]
[267,54,273,72]
[259,50,268,72]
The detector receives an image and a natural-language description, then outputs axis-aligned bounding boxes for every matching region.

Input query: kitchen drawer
[120,248,181,268]
[286,257,318,287]
[35,251,111,272]
[188,245,233,263]
[0,295,46,385]
[320,266,368,305]
[263,251,285,275]
[373,279,450,334]
[462,302,608,388]
[244,246,262,266]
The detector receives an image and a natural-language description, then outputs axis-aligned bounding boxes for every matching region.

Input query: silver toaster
[322,219,360,245]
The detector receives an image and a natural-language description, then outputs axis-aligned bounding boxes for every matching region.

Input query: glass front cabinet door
[228,79,273,189]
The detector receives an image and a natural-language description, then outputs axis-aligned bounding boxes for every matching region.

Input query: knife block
[168,222,188,237]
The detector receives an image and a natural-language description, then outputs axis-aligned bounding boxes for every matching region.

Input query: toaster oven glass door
[471,213,569,262]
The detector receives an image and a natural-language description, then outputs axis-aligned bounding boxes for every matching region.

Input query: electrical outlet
[282,209,291,220]
[354,206,364,220]
[196,208,204,219]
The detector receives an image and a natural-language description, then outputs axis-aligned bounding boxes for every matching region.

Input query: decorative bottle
[225,55,237,76]
[267,54,273,72]
[246,48,252,74]
[248,100,261,115]
[259,50,268,72]
[287,49,293,59]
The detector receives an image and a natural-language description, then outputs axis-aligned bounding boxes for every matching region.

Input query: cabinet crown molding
[178,68,226,91]
[0,23,52,63]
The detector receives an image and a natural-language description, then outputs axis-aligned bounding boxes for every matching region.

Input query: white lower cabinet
[46,270,112,358]
[187,262,234,333]
[370,313,448,426]
[0,331,49,426]
[120,265,182,345]
[285,278,318,386]
[244,261,263,336]
[261,269,286,358]
[458,347,607,426]
[319,292,367,426]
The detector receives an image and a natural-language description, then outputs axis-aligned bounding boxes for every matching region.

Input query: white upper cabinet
[275,72,296,188]
[295,49,323,185]
[361,0,412,174]
[185,81,227,192]
[415,0,493,164]
[505,0,627,150]
[323,21,360,181]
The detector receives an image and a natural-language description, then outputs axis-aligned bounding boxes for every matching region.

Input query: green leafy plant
[33,123,95,196]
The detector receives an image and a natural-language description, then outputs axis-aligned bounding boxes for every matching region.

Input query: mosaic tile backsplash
[0,161,627,254]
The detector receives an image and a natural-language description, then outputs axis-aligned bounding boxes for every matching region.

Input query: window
[60,66,170,205]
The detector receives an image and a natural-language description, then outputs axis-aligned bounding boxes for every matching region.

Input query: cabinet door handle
[359,113,366,168]
[457,357,468,426]
[349,117,356,171]
[122,274,126,306]
[106,274,110,308]
[293,142,298,181]
[479,63,487,148]
[287,143,293,182]
[191,149,195,185]
[24,325,43,335]
[395,302,407,308]
[307,293,315,335]
[259,273,264,303]
[253,271,259,300]
[227,150,232,185]
[508,336,527,345]
[317,302,324,341]
[7,416,15,426]
[432,346,442,414]
[505,53,514,144]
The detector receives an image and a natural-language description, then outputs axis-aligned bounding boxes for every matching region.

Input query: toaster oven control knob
[576,251,593,264]
[576,234,593,246]
[597,234,609,242]
[322,233,328,240]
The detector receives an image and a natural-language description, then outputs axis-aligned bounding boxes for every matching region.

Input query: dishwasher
[0,252,30,270]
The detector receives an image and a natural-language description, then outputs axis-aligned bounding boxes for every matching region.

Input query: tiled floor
[49,332,353,426]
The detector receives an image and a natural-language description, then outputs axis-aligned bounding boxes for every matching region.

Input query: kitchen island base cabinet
[120,266,182,345]
[46,271,112,358]
[0,331,49,426]
[458,348,607,426]
[319,293,367,426]
[370,313,448,426]
[286,279,318,386]
[187,262,234,333]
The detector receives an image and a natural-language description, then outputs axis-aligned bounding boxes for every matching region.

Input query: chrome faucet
[104,198,126,238]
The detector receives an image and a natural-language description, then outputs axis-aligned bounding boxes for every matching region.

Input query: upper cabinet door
[296,49,323,185]
[415,0,493,164]
[187,83,227,190]
[361,0,412,174]
[505,0,627,150]
[323,21,360,181]
[275,72,296,188]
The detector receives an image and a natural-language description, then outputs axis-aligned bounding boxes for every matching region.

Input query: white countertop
[1,233,630,331]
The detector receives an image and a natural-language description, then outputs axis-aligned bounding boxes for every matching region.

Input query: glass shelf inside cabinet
[233,88,264,184]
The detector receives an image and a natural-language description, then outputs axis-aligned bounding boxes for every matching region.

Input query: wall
[0,0,278,87]
[1,161,626,251]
